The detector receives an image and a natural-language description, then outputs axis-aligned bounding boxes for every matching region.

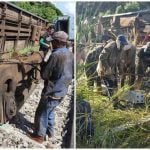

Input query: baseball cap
[117,35,128,45]
[52,31,68,42]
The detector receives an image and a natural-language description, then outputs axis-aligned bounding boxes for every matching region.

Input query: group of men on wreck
[84,13,150,97]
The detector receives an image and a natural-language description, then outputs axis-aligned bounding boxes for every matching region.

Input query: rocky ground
[0,80,74,148]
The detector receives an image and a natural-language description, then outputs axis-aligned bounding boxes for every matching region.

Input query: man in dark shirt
[28,31,73,143]
[136,42,150,88]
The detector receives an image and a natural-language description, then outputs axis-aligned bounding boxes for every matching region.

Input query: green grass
[76,76,150,148]
[76,3,150,147]
[17,45,39,55]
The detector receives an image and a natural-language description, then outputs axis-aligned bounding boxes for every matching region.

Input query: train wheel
[3,91,17,120]
[2,79,17,122]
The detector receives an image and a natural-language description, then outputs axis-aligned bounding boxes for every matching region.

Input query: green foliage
[76,2,150,148]
[76,73,150,148]
[124,2,140,12]
[115,5,124,14]
[77,2,150,18]
[12,2,63,22]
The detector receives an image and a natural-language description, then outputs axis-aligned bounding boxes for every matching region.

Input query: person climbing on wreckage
[27,31,73,143]
[96,35,134,97]
[39,23,55,56]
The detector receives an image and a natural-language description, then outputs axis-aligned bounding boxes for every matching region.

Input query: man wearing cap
[28,31,73,143]
[39,23,55,56]
[136,42,150,88]
[96,35,135,94]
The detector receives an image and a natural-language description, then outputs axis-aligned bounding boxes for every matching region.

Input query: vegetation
[76,75,150,148]
[76,2,150,49]
[77,2,150,19]
[76,1,150,148]
[12,2,63,22]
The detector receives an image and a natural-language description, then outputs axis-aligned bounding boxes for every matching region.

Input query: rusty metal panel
[5,25,18,31]
[0,8,2,19]
[4,40,14,52]
[22,14,30,24]
[32,18,38,25]
[120,16,135,27]
[19,33,30,36]
[16,40,26,50]
[4,32,30,37]
[31,25,37,41]
[6,9,19,22]
[0,25,31,32]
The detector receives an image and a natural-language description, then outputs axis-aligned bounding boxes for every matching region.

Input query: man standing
[136,42,150,89]
[28,31,73,143]
[96,35,130,95]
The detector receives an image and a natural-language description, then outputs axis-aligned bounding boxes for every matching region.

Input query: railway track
[0,80,74,148]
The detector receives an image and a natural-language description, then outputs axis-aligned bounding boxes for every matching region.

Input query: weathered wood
[1,32,30,37]
[14,10,22,51]
[0,3,7,52]
[25,15,32,47]
[0,2,48,52]
[0,25,31,32]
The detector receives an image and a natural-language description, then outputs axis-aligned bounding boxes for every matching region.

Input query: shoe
[27,132,44,143]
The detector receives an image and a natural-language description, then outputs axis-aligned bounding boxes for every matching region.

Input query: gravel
[0,80,73,148]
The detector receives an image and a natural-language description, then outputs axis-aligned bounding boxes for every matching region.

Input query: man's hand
[105,67,112,75]
[96,61,105,77]
[45,44,51,48]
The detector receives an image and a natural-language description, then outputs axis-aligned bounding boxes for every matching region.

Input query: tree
[12,2,63,22]
[116,5,124,14]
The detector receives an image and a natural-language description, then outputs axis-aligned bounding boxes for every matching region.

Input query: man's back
[41,47,73,98]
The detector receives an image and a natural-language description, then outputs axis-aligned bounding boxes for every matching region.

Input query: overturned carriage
[0,2,49,124]
[101,9,150,45]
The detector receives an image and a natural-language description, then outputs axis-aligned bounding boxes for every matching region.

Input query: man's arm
[40,38,50,48]
[41,53,57,80]
[99,47,110,70]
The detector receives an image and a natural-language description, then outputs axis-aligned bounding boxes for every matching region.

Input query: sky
[52,1,75,17]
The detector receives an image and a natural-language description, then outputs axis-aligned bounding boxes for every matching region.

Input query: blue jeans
[34,97,61,137]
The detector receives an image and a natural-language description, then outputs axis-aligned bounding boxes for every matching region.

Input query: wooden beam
[0,3,7,52]
[14,10,22,51]
[0,25,31,32]
[3,32,30,36]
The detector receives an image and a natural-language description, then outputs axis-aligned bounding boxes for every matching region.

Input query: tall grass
[76,2,150,148]
[76,75,150,148]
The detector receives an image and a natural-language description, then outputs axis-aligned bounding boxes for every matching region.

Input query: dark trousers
[34,96,62,137]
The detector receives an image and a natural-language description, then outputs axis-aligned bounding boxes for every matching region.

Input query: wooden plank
[25,15,32,47]
[0,3,7,52]
[14,10,22,50]
[3,32,30,37]
[5,9,19,21]
[20,28,31,32]
[0,25,31,32]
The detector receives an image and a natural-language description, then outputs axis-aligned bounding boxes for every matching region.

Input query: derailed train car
[0,2,72,124]
[101,9,150,44]
[0,2,49,124]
